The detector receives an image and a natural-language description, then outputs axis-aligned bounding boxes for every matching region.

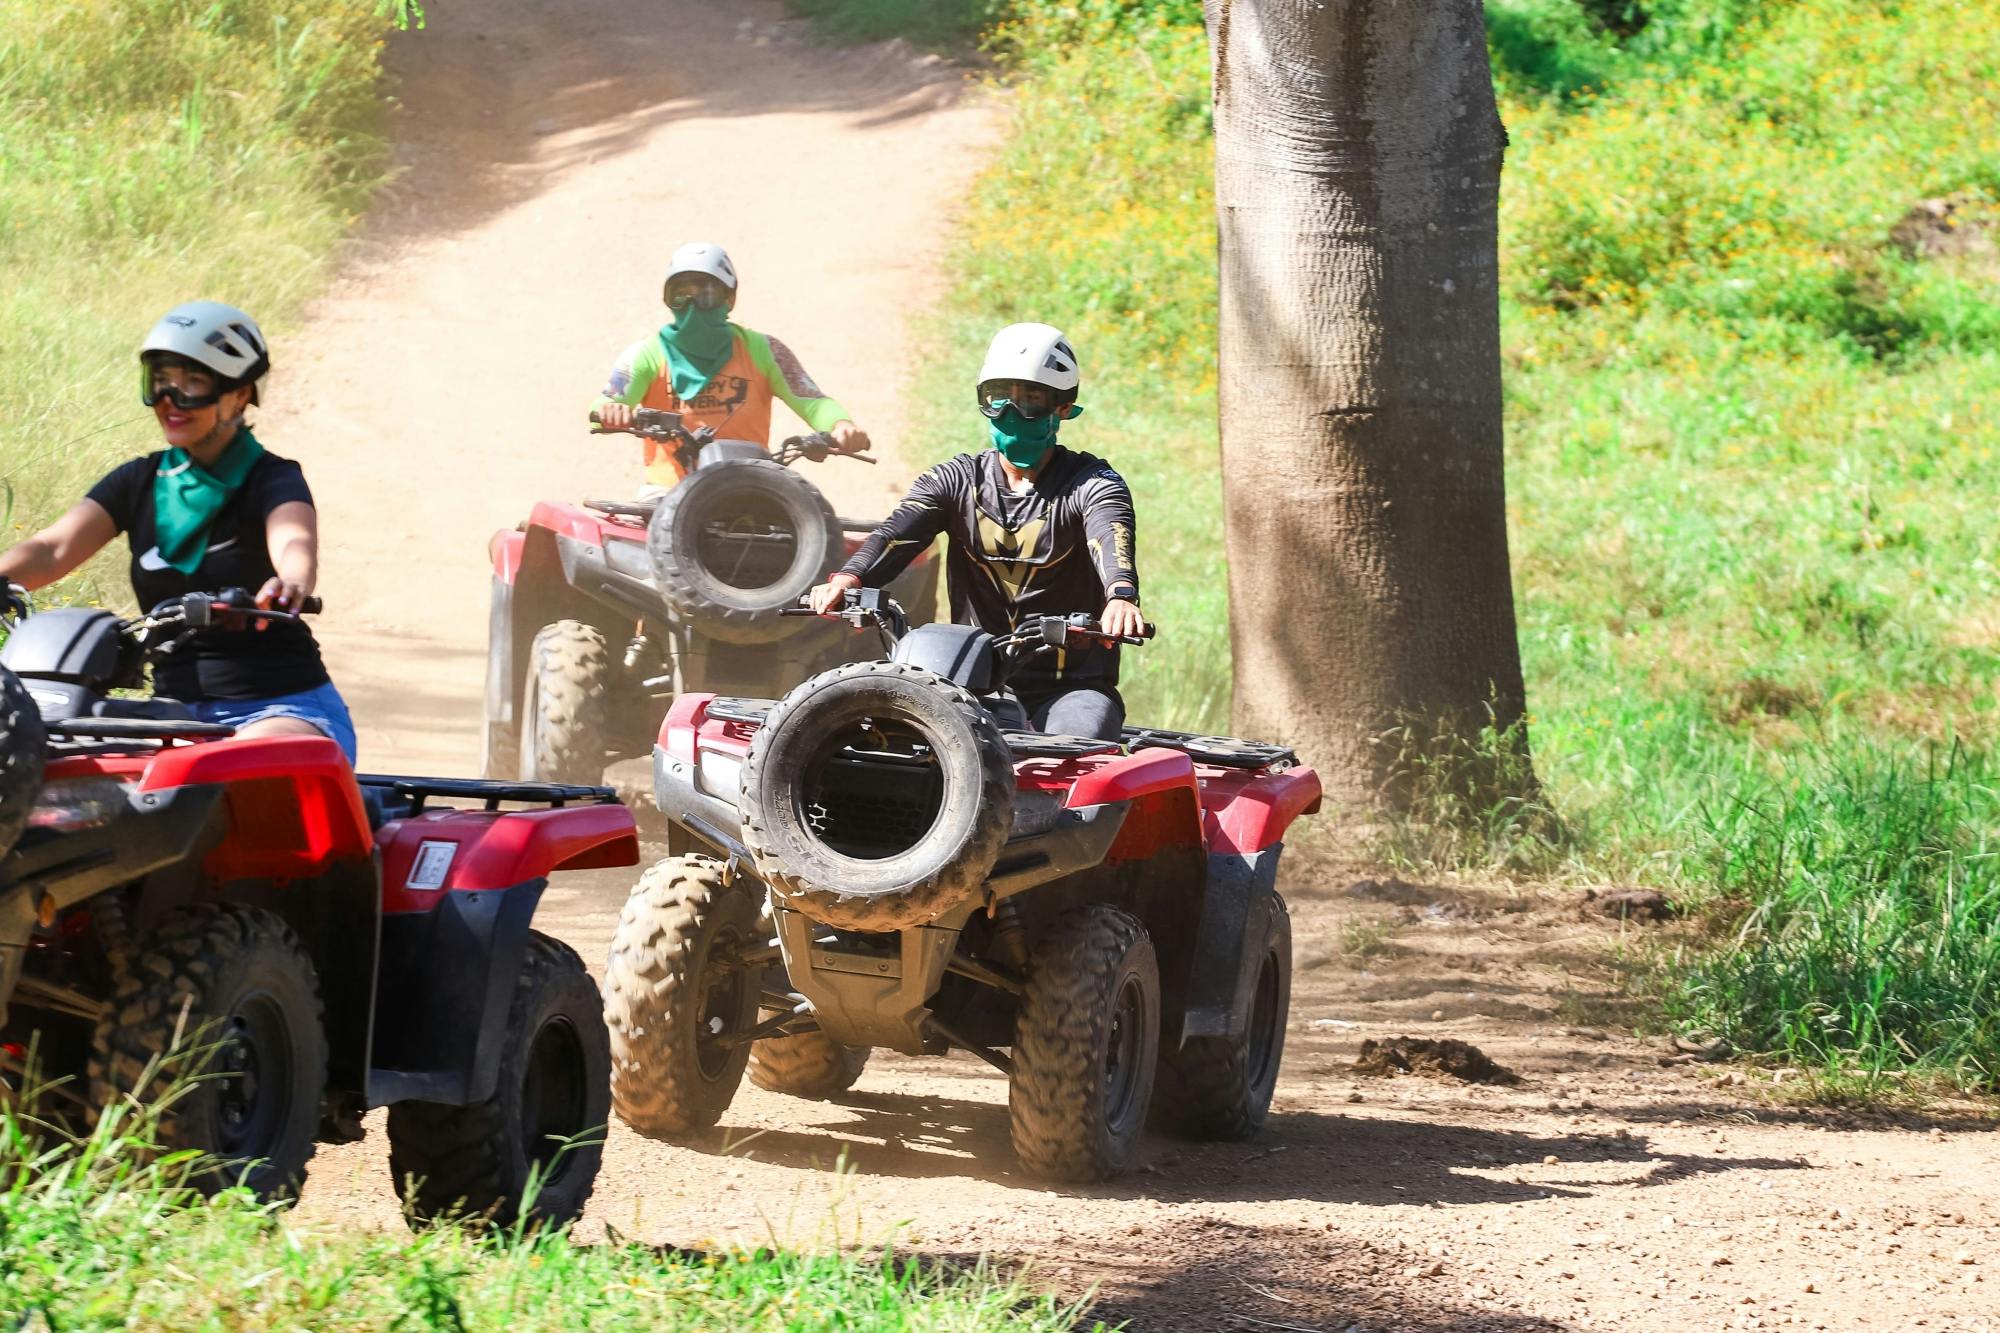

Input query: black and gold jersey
[840,446,1141,688]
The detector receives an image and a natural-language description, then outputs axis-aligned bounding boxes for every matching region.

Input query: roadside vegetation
[802,0,2000,1093]
[0,1094,1089,1331]
[0,0,400,609]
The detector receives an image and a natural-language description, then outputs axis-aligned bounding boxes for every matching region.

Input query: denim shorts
[190,680,359,765]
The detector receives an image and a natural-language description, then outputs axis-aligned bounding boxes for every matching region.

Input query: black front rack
[700,701,1294,770]
[1121,727,1296,771]
[583,498,657,523]
[354,774,621,816]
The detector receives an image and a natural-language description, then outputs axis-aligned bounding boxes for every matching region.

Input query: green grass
[0,1099,1094,1331]
[0,0,398,610]
[832,0,2000,1091]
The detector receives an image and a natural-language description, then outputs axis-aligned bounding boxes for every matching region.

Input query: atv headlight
[27,778,138,834]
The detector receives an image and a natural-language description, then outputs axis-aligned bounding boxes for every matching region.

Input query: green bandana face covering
[987,404,1065,469]
[659,305,736,400]
[153,427,265,575]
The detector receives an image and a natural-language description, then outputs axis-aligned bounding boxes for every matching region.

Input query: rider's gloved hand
[830,420,871,455]
[1100,597,1146,639]
[596,402,637,432]
[810,572,862,616]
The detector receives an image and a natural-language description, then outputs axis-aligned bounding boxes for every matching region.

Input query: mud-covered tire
[519,620,609,785]
[0,665,47,858]
[89,904,327,1201]
[1154,894,1292,1141]
[604,856,762,1135]
[742,662,1013,932]
[387,932,609,1229]
[748,1026,870,1099]
[648,459,841,645]
[1008,905,1160,1182]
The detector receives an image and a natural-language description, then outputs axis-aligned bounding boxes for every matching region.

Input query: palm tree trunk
[1205,0,1531,809]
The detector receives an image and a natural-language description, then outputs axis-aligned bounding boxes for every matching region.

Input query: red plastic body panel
[525,500,647,548]
[670,707,1322,861]
[491,528,525,583]
[135,735,375,881]
[1201,766,1324,855]
[376,803,640,913]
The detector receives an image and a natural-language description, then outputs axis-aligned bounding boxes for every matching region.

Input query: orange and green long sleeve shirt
[592,325,851,486]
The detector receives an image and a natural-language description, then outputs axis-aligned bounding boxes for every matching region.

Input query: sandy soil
[279,4,1998,1328]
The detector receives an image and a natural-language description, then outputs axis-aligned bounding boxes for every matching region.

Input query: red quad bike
[603,588,1322,1183]
[0,591,638,1223]
[483,407,939,795]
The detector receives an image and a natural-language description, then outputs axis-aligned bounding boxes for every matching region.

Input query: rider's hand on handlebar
[1101,597,1147,640]
[830,420,872,456]
[256,577,309,631]
[595,402,637,433]
[810,572,862,616]
[1,582,27,621]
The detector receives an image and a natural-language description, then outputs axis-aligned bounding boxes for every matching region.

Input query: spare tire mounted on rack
[740,661,1015,932]
[646,458,841,644]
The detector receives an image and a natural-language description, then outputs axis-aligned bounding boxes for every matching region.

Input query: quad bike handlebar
[134,588,322,654]
[783,587,1154,654]
[589,408,873,470]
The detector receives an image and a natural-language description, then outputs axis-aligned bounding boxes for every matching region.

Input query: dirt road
[283,4,1997,1329]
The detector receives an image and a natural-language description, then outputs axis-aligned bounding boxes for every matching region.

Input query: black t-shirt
[840,446,1141,690]
[85,449,329,702]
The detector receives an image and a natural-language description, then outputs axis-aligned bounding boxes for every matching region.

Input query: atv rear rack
[355,774,620,815]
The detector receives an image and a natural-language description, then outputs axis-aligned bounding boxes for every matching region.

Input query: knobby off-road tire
[89,904,328,1201]
[748,1025,870,1100]
[741,662,1014,932]
[519,620,610,785]
[604,856,761,1135]
[388,932,610,1229]
[1154,894,1292,1141]
[1009,905,1161,1183]
[0,665,47,858]
[647,459,841,645]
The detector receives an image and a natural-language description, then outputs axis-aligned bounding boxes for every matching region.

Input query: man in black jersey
[810,323,1145,740]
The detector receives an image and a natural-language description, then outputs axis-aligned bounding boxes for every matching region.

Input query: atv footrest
[355,774,620,815]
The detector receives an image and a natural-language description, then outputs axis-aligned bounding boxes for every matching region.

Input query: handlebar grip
[779,606,819,617]
[299,596,323,615]
[588,410,602,424]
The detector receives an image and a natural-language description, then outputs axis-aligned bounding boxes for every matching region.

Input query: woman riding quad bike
[0,301,356,761]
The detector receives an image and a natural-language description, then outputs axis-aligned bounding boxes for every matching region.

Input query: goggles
[976,378,1063,421]
[140,358,224,410]
[665,274,733,312]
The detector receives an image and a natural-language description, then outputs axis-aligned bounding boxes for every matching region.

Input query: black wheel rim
[1103,971,1148,1133]
[695,931,753,1081]
[519,1014,588,1185]
[1246,949,1282,1092]
[214,990,293,1160]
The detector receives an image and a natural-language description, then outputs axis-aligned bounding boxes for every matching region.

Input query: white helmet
[977,322,1079,403]
[665,241,739,291]
[140,301,270,386]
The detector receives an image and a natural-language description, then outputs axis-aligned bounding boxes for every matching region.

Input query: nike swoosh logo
[138,546,170,571]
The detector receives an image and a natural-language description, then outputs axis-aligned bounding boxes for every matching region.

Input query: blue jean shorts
[190,680,359,765]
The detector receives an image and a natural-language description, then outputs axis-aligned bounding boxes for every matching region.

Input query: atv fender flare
[1177,845,1288,1047]
[367,877,547,1108]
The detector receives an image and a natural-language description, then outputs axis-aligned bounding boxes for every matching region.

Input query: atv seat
[93,697,196,722]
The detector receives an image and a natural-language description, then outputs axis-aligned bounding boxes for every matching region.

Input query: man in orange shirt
[593,242,870,493]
